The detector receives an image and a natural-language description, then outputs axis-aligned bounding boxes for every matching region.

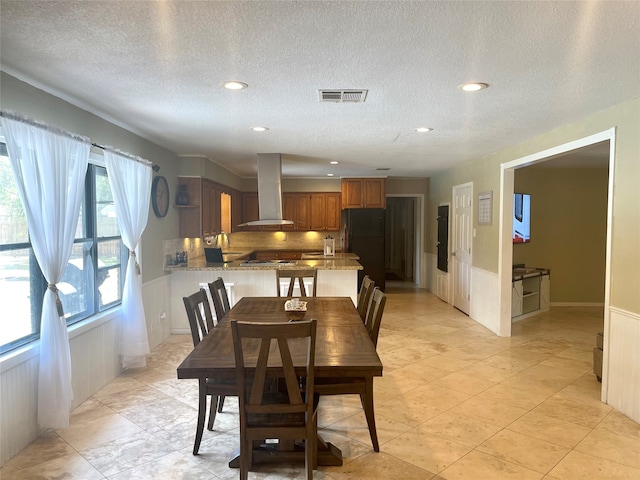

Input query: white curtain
[2,113,89,429]
[104,149,152,369]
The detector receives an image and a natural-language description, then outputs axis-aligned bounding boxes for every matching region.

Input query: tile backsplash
[163,231,343,265]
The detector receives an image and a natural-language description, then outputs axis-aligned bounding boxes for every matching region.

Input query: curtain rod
[1,111,160,172]
[91,142,159,172]
[1,110,90,144]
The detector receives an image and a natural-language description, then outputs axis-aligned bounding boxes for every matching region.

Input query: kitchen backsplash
[163,231,343,264]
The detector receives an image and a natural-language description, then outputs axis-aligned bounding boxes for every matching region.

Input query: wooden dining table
[176,296,383,467]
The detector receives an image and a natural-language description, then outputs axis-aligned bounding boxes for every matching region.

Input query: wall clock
[151,175,169,218]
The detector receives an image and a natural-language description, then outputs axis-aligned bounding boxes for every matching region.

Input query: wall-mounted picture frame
[477,191,492,225]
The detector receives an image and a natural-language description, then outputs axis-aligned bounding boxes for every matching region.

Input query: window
[0,143,127,353]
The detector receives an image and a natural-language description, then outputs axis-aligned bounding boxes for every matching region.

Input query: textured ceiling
[1,1,638,178]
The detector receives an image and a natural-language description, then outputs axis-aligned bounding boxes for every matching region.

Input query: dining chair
[231,319,318,480]
[356,275,375,322]
[314,287,387,452]
[183,289,238,455]
[363,287,387,349]
[207,277,232,413]
[276,269,318,297]
[208,277,231,323]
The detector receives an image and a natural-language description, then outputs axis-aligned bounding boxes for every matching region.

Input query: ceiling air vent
[318,89,368,103]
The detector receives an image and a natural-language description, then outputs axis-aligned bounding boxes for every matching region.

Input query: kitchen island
[166,250,362,334]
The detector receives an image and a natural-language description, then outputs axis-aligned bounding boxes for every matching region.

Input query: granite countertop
[165,248,362,272]
[512,267,550,280]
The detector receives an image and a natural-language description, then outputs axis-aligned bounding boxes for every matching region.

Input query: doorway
[452,183,473,314]
[385,195,424,287]
[498,129,615,399]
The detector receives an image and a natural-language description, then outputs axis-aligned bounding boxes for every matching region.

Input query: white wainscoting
[469,267,501,335]
[0,347,39,466]
[604,306,640,423]
[426,253,501,335]
[0,275,172,466]
[0,310,121,466]
[436,272,449,303]
[143,274,172,350]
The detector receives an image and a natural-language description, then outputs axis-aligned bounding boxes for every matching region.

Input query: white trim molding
[604,306,640,423]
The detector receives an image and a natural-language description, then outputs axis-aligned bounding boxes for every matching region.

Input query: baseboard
[172,328,191,335]
[550,302,605,307]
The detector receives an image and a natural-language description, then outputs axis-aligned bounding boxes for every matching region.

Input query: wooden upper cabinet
[201,180,220,236]
[241,192,260,231]
[239,191,341,232]
[324,192,341,230]
[230,188,243,233]
[283,193,311,231]
[310,192,341,231]
[341,178,386,209]
[177,177,234,238]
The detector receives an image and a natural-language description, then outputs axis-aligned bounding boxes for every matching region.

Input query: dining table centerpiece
[284,298,307,321]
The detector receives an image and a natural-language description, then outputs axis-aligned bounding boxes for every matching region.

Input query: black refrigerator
[346,208,385,291]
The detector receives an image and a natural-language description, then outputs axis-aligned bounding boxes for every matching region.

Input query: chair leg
[362,378,380,452]
[193,379,207,455]
[308,411,318,475]
[207,394,218,431]
[218,395,225,413]
[240,433,251,480]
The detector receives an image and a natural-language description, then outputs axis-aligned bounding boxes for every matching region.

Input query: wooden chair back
[276,269,318,297]
[356,275,375,321]
[183,288,214,347]
[364,287,387,348]
[231,319,317,479]
[208,277,231,323]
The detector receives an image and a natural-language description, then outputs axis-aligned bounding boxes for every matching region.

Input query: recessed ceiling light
[414,127,433,133]
[459,82,489,92]
[221,81,248,90]
[330,161,339,165]
[327,173,335,177]
[251,126,268,132]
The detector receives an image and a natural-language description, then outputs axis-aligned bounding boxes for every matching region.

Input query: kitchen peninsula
[166,249,362,334]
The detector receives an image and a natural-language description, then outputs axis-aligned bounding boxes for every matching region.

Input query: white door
[452,183,472,314]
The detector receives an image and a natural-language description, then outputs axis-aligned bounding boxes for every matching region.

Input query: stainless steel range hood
[239,153,294,226]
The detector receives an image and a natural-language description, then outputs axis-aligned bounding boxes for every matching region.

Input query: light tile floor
[3,283,640,479]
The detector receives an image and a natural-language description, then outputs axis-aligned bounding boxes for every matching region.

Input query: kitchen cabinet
[242,191,340,231]
[283,193,311,231]
[253,250,303,261]
[310,193,341,230]
[230,188,243,233]
[511,268,551,320]
[177,177,238,238]
[241,192,281,231]
[241,192,260,231]
[341,178,386,209]
[201,180,219,236]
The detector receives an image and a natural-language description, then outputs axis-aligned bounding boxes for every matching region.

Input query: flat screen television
[513,193,531,244]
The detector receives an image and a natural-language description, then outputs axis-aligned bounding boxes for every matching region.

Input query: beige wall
[1,73,181,283]
[513,167,609,304]
[429,97,640,314]
[177,155,246,191]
